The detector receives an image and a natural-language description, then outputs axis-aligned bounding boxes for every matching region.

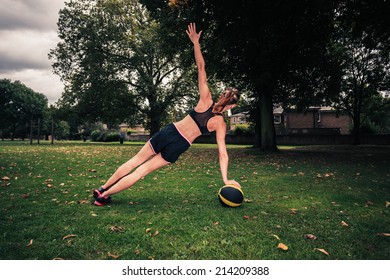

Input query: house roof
[277,106,338,113]
[229,112,248,118]
[273,107,284,114]
[229,106,339,118]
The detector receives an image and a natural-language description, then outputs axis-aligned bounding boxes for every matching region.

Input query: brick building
[229,112,249,131]
[275,107,352,135]
[229,107,353,135]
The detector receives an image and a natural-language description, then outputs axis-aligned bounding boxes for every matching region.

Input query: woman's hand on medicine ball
[225,179,241,188]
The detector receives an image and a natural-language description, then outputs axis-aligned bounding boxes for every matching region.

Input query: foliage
[78,122,102,140]
[0,79,48,140]
[49,0,389,145]
[363,95,390,133]
[0,142,389,260]
[55,121,71,140]
[330,4,390,143]
[142,0,390,149]
[90,130,120,142]
[142,0,342,150]
[127,129,137,135]
[90,130,104,142]
[359,120,380,135]
[104,132,121,142]
[234,124,254,136]
[50,0,197,135]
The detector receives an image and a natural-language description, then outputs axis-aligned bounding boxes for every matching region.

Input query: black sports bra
[189,102,221,134]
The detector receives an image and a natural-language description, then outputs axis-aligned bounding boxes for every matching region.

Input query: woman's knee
[133,164,150,179]
[133,154,168,179]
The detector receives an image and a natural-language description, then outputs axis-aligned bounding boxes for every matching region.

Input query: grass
[0,141,389,260]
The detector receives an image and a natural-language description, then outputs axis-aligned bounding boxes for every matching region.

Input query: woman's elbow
[197,61,205,71]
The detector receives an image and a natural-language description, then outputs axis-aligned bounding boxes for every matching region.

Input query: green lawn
[0,141,389,260]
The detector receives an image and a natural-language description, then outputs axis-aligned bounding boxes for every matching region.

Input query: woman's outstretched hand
[186,22,202,44]
[224,179,242,189]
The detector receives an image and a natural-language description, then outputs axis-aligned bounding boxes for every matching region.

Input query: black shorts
[148,124,191,163]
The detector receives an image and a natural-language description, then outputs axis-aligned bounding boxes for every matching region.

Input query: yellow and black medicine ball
[218,185,244,207]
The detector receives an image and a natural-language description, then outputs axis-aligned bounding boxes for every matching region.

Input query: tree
[331,0,390,144]
[49,0,196,135]
[0,79,14,138]
[45,103,82,141]
[142,0,339,150]
[369,94,390,133]
[331,31,390,143]
[0,79,48,141]
[55,121,71,140]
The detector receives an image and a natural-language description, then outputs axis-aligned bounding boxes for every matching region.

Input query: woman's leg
[101,142,155,190]
[102,153,169,197]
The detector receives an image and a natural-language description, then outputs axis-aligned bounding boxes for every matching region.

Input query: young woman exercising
[94,23,241,206]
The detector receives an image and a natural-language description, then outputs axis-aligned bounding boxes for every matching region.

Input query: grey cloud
[0,0,66,103]
[0,55,49,73]
[0,29,57,71]
[0,0,65,31]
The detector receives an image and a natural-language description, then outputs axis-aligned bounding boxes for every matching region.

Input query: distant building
[229,107,353,135]
[276,107,352,135]
[229,112,249,131]
[119,123,147,135]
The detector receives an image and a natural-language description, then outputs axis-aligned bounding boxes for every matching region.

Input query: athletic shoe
[93,187,106,199]
[93,187,112,205]
[94,193,112,206]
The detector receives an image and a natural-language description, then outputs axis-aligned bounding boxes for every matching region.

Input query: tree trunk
[352,89,362,145]
[30,119,33,145]
[37,118,40,145]
[254,100,261,149]
[149,114,161,137]
[51,118,54,144]
[352,112,361,145]
[11,123,15,141]
[259,89,278,151]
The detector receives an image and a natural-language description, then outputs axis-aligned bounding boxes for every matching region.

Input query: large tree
[50,0,196,135]
[143,0,339,150]
[331,0,390,144]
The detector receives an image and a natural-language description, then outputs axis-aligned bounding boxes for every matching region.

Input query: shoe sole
[94,200,106,206]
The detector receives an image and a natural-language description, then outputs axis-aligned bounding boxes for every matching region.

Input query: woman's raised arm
[186,23,211,102]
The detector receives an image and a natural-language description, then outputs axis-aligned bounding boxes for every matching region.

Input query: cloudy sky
[0,0,66,104]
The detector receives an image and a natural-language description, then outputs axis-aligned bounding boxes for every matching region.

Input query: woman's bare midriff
[173,115,202,144]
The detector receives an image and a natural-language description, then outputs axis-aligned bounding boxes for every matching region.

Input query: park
[0,0,389,262]
[0,141,389,259]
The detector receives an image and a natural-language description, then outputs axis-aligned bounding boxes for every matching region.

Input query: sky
[0,0,66,104]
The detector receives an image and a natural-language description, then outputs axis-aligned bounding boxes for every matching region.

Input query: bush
[360,121,380,134]
[104,132,120,142]
[90,130,120,142]
[234,124,254,136]
[90,130,103,142]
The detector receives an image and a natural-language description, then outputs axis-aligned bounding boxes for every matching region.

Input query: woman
[94,23,241,206]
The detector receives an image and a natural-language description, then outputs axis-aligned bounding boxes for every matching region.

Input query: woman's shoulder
[208,114,226,132]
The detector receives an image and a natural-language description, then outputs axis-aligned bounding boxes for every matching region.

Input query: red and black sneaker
[93,187,112,206]
[93,187,106,199]
[94,194,112,206]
